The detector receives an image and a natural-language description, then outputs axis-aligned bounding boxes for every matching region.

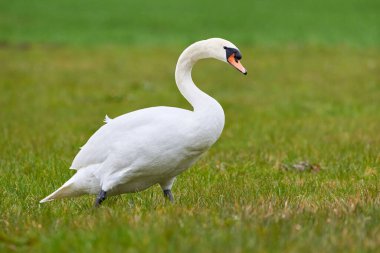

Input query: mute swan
[40,38,247,206]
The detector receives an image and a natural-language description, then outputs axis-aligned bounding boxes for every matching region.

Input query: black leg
[163,189,174,203]
[94,190,107,207]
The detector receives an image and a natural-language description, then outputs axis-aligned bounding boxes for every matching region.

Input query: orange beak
[228,54,247,75]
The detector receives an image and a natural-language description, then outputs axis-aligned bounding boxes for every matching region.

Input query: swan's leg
[160,177,176,203]
[163,189,174,202]
[94,190,107,207]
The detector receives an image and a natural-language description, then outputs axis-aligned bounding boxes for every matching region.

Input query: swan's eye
[235,52,242,61]
[224,46,242,62]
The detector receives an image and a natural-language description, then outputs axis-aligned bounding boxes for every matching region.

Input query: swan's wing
[70,107,192,170]
[70,123,117,170]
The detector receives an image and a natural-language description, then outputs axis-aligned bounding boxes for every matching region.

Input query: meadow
[0,0,380,252]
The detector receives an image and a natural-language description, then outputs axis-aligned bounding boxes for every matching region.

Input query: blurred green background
[1,0,379,46]
[1,1,379,252]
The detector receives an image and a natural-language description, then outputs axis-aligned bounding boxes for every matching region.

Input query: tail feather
[40,182,78,203]
[40,167,100,203]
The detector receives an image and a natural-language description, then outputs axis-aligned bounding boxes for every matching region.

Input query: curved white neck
[174,40,225,140]
[175,41,222,113]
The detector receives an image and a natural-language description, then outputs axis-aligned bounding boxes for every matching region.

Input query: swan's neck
[175,41,224,115]
[174,41,225,139]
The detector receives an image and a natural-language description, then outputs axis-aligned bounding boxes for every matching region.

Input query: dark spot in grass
[0,40,10,48]
[0,41,32,50]
[0,41,65,50]
[281,161,321,173]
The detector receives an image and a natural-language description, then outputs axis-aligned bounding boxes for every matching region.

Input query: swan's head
[205,38,247,75]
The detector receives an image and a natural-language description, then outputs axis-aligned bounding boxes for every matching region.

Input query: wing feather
[70,107,192,170]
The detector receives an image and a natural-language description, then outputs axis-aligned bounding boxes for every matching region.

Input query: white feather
[104,115,112,124]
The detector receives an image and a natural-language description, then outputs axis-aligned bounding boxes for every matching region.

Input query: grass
[1,0,380,252]
[0,0,379,46]
[0,44,379,252]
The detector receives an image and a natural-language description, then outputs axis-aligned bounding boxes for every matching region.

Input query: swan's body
[40,38,247,205]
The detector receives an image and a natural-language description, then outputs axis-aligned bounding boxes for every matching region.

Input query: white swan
[40,38,247,206]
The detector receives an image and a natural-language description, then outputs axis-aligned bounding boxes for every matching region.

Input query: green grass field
[1,0,379,46]
[1,0,380,252]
